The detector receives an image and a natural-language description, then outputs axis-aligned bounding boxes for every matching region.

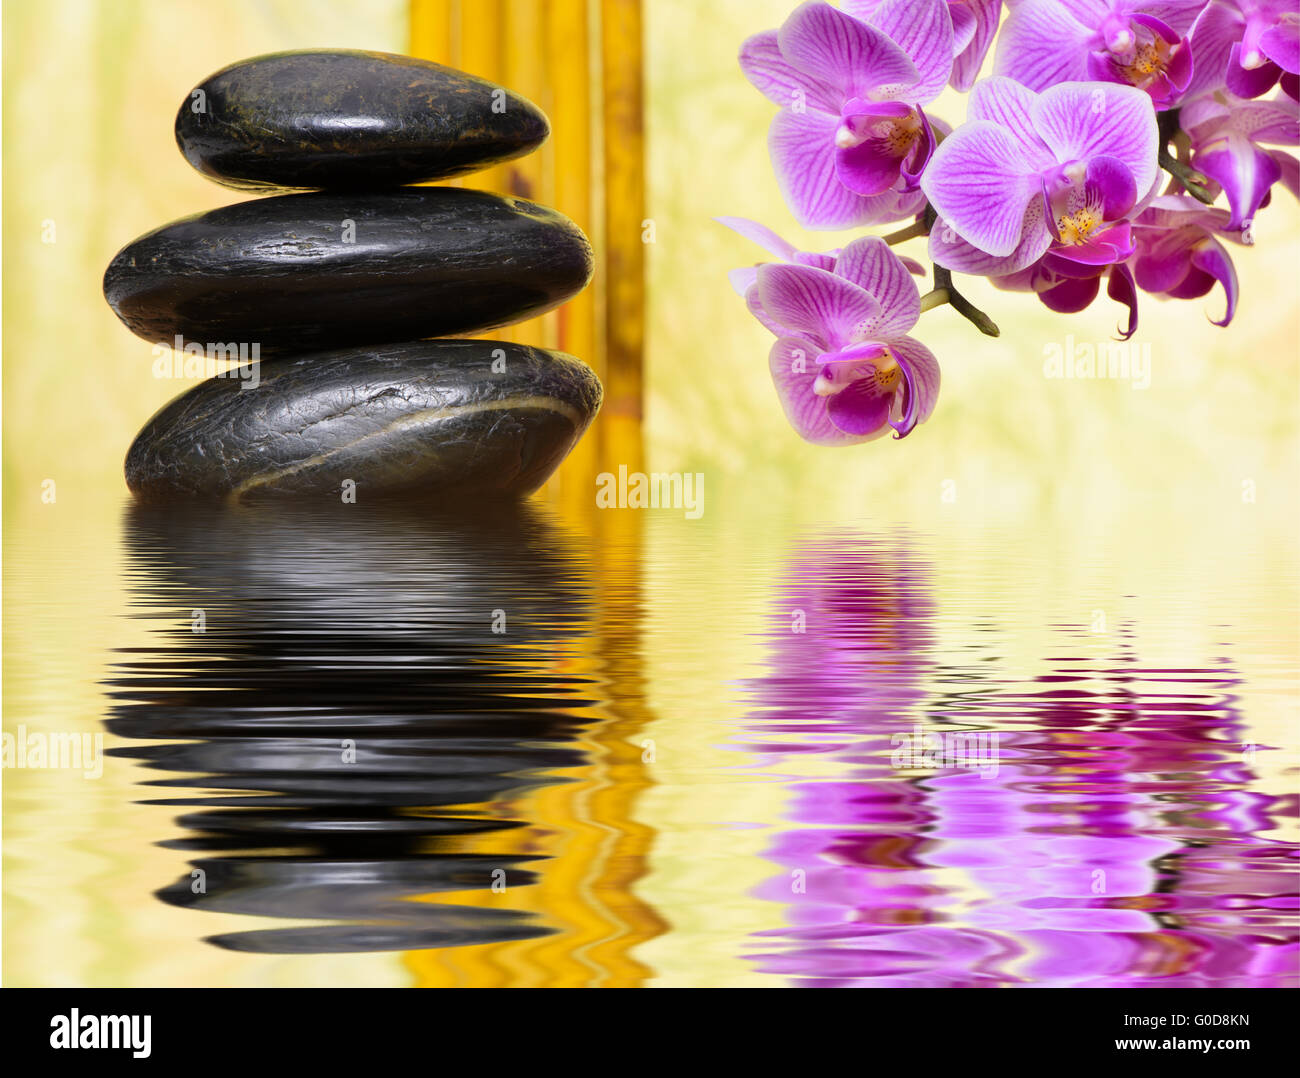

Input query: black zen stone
[102,188,594,353]
[125,340,602,503]
[175,49,550,191]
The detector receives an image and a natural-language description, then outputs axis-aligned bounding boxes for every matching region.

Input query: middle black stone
[103,186,594,353]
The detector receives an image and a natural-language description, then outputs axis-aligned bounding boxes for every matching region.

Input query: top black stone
[175,49,550,192]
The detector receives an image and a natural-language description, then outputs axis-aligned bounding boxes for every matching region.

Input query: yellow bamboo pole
[545,0,599,508]
[599,0,646,480]
[408,0,454,66]
[502,0,557,353]
[402,0,660,989]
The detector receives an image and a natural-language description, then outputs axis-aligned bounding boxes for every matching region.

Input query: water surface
[4,496,1296,987]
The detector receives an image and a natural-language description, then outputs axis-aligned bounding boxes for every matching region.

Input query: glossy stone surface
[102,187,593,353]
[125,340,602,503]
[175,50,550,191]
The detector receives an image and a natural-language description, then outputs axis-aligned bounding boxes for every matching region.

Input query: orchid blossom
[991,256,1141,337]
[997,1,1202,108]
[750,237,940,444]
[1180,90,1300,227]
[1184,0,1300,100]
[922,78,1159,275]
[739,0,956,229]
[842,0,1005,91]
[725,0,1297,449]
[1128,194,1242,322]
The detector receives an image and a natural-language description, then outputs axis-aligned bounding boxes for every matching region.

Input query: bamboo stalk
[546,0,599,507]
[408,0,454,67]
[600,0,645,477]
[502,0,556,353]
[402,0,659,989]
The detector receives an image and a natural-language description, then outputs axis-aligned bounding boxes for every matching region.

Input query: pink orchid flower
[748,237,941,444]
[1180,90,1300,229]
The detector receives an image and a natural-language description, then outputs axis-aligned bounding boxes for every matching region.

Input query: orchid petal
[716,216,800,261]
[1051,0,1110,26]
[921,120,1047,256]
[1131,12,1180,45]
[1134,234,1193,293]
[1031,82,1159,198]
[1053,220,1136,265]
[929,199,1053,275]
[867,0,955,103]
[1261,20,1300,75]
[745,282,806,340]
[995,0,1092,91]
[1226,42,1281,97]
[769,336,878,445]
[778,1,920,100]
[769,108,876,229]
[952,0,1003,91]
[888,335,941,434]
[1189,238,1238,325]
[1184,0,1244,98]
[1038,273,1100,314]
[1086,154,1140,219]
[1270,147,1300,198]
[949,1,978,54]
[835,138,906,196]
[740,30,842,113]
[729,266,759,297]
[1196,137,1284,229]
[967,76,1057,166]
[1164,40,1196,99]
[756,263,883,346]
[900,106,937,189]
[1107,262,1139,340]
[826,379,895,436]
[1238,100,1300,146]
[856,186,932,227]
[839,0,886,23]
[1142,2,1206,38]
[834,236,922,336]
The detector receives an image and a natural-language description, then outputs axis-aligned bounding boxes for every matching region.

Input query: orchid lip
[812,343,895,397]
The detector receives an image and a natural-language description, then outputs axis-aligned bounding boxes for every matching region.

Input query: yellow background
[4,0,1297,987]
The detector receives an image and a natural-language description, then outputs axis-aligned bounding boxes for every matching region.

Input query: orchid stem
[1157,107,1216,205]
[919,288,949,312]
[1159,146,1216,204]
[918,203,1000,336]
[882,219,927,245]
[929,266,1001,337]
[921,281,1001,335]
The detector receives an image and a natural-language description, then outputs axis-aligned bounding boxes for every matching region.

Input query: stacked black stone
[103,50,601,503]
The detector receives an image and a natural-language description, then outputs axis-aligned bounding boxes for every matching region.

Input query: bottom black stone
[125,340,602,503]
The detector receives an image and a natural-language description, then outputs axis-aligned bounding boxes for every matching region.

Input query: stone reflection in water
[108,501,596,954]
[746,531,1297,987]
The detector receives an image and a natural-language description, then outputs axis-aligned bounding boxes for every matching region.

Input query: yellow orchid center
[870,353,902,390]
[1117,39,1170,90]
[1058,206,1101,246]
[880,112,923,157]
[835,111,923,158]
